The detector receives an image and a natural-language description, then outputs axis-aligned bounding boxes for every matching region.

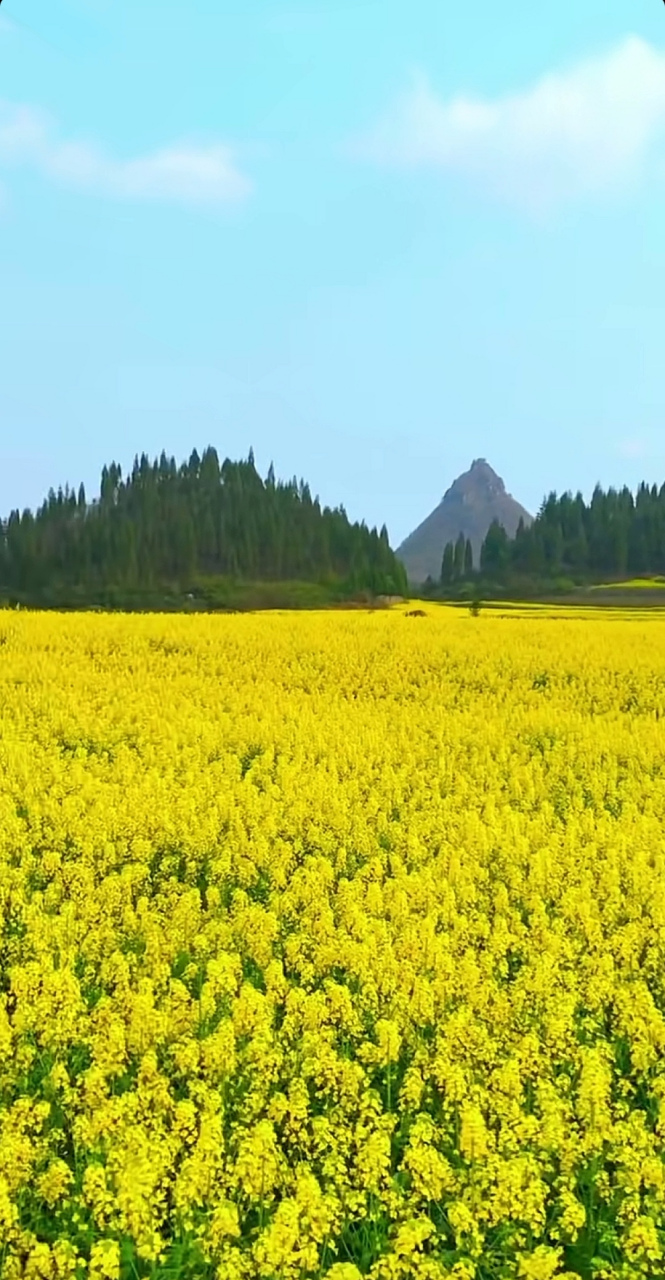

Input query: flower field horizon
[2,606,665,1279]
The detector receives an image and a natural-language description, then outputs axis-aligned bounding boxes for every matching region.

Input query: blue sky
[1,0,665,545]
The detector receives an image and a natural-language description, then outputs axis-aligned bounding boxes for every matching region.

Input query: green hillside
[0,448,407,609]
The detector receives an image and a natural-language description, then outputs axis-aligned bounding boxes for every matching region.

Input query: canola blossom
[2,606,665,1279]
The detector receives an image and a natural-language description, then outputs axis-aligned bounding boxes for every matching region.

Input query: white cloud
[616,438,650,460]
[0,101,250,205]
[361,36,665,208]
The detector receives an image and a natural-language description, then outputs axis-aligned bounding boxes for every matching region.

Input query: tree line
[439,481,665,587]
[0,447,407,606]
[440,533,474,584]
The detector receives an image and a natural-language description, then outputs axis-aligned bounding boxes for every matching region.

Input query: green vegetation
[0,447,407,609]
[434,481,665,601]
[588,577,665,591]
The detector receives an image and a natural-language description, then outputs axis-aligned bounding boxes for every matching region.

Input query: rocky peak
[445,459,507,505]
[397,459,532,584]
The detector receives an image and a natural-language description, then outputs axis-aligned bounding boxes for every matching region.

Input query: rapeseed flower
[0,606,664,1276]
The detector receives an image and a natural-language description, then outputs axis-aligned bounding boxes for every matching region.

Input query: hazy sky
[1,0,665,546]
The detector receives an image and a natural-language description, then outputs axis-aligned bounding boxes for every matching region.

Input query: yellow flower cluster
[2,605,665,1278]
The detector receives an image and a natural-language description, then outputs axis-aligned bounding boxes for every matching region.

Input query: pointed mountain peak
[445,458,506,502]
[397,459,532,585]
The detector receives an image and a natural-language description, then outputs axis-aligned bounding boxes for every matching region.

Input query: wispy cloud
[360,37,665,209]
[616,438,651,461]
[0,101,250,205]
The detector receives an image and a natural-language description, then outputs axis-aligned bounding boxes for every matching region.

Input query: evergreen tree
[480,521,510,575]
[453,532,466,581]
[479,477,665,582]
[0,447,408,603]
[440,541,455,585]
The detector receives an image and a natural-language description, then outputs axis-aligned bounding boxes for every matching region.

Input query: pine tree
[480,521,509,575]
[441,542,455,585]
[453,532,466,581]
[479,477,665,582]
[0,446,408,602]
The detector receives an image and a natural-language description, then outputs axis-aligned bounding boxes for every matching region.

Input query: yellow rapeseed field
[2,606,665,1280]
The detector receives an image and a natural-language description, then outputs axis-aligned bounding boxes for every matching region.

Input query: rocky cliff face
[397,459,533,585]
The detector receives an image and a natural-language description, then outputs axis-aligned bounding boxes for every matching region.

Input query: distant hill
[397,459,533,584]
[0,447,407,609]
